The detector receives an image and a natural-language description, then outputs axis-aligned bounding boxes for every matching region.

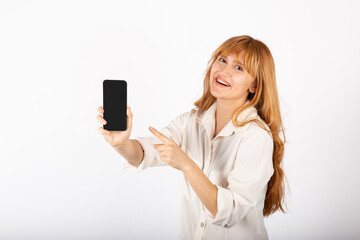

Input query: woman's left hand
[149,126,192,172]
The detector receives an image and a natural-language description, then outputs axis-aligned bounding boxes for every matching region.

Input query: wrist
[113,139,130,149]
[182,157,196,173]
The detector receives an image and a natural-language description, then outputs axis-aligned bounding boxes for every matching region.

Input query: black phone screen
[103,80,127,131]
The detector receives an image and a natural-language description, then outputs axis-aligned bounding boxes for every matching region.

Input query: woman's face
[209,52,256,102]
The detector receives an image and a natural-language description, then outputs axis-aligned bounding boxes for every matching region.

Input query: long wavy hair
[194,35,287,217]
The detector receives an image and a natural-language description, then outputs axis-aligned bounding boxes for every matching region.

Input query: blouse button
[200,222,204,228]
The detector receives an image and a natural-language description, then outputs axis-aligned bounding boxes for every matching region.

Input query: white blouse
[122,100,274,240]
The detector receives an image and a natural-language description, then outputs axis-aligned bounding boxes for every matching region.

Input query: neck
[215,97,247,126]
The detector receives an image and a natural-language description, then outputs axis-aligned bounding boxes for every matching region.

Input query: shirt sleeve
[204,127,275,227]
[121,111,190,172]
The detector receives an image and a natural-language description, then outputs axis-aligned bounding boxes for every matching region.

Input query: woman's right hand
[97,106,133,148]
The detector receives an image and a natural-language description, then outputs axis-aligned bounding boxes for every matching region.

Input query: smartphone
[103,80,127,131]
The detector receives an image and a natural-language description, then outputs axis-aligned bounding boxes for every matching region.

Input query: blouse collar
[198,100,259,140]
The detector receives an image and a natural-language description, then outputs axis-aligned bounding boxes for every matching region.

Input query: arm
[121,111,191,171]
[182,128,274,228]
[182,160,218,217]
[148,126,218,216]
[114,139,144,167]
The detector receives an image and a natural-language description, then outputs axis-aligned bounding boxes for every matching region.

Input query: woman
[97,35,286,240]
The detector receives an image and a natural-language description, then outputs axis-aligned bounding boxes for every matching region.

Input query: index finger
[98,106,104,114]
[149,126,172,144]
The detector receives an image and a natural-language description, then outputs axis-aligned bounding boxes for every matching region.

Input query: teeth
[216,78,230,86]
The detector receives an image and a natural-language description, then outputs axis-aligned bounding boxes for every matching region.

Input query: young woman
[97,35,286,240]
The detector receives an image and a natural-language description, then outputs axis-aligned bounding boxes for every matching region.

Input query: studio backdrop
[1,0,360,239]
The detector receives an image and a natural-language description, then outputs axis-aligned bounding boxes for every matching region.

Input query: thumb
[127,106,133,130]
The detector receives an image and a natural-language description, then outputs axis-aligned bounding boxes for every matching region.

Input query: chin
[210,88,225,98]
[210,89,218,98]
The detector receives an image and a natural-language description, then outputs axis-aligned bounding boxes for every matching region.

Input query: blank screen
[103,80,127,131]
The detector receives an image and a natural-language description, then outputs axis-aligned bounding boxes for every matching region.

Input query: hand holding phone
[97,105,133,148]
[97,80,133,147]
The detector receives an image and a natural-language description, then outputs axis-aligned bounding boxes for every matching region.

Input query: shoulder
[235,121,274,164]
[170,108,196,127]
[243,118,273,146]
[176,108,199,123]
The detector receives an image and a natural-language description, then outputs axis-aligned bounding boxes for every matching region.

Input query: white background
[1,0,360,239]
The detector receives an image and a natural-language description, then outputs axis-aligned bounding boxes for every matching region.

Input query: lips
[215,75,231,87]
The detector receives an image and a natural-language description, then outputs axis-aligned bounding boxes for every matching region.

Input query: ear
[249,82,256,94]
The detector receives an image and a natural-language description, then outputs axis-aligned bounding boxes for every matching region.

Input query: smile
[215,78,231,87]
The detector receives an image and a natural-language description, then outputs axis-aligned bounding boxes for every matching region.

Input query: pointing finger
[149,126,172,144]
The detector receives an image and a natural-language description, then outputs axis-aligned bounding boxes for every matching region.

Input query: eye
[219,57,226,63]
[235,66,243,71]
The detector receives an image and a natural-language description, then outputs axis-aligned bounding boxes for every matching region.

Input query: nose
[221,63,233,77]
